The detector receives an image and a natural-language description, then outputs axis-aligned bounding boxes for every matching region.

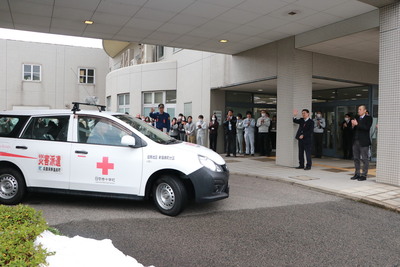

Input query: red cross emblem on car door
[96,157,114,175]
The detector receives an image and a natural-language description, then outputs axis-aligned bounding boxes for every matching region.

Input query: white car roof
[0,109,121,117]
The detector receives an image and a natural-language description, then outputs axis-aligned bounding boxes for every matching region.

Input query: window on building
[118,94,130,114]
[23,64,41,81]
[79,68,95,84]
[121,49,134,67]
[143,91,176,118]
[106,96,111,111]
[166,90,177,104]
[154,92,163,104]
[156,46,164,61]
[184,102,192,117]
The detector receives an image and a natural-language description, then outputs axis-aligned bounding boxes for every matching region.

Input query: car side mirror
[121,135,137,147]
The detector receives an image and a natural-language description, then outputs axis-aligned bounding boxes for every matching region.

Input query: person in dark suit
[293,109,314,170]
[223,109,237,157]
[351,105,372,181]
[341,113,353,159]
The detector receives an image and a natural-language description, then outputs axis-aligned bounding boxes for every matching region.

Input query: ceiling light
[356,94,362,96]
[257,89,263,92]
[288,11,297,16]
[362,89,369,92]
[219,39,228,43]
[84,20,94,25]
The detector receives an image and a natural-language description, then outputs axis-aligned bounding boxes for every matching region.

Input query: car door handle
[75,150,88,154]
[16,146,28,150]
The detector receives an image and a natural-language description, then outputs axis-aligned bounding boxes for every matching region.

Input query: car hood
[173,142,226,165]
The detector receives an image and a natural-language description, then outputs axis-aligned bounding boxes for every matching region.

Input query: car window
[114,114,178,145]
[0,116,29,138]
[21,116,70,141]
[78,116,133,146]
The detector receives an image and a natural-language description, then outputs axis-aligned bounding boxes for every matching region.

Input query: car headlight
[198,155,223,172]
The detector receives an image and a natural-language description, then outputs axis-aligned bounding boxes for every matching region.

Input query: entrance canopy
[0,0,377,54]
[215,78,364,94]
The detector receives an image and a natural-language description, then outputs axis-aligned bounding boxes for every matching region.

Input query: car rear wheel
[153,176,187,216]
[0,168,26,205]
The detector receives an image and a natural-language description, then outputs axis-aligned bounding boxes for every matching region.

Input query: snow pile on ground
[34,230,153,267]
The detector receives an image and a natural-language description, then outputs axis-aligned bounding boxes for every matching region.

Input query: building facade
[0,39,109,110]
[105,26,379,167]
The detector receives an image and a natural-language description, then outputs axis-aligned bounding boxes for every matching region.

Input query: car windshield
[114,114,179,145]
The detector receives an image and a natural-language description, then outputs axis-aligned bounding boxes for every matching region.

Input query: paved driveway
[27,175,400,267]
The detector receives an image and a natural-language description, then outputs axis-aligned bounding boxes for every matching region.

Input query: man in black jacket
[223,109,237,157]
[351,105,372,181]
[293,109,314,170]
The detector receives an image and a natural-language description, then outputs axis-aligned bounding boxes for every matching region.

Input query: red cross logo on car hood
[96,157,114,175]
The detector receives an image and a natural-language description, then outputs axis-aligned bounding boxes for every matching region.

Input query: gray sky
[0,28,103,48]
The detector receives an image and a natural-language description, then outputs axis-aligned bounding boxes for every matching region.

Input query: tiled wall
[377,2,400,186]
[276,37,313,167]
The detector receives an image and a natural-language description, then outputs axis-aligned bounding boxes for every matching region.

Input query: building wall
[313,53,379,84]
[105,40,379,151]
[0,39,109,110]
[105,60,177,115]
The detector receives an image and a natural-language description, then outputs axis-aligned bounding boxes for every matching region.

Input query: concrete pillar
[376,2,400,185]
[276,37,312,167]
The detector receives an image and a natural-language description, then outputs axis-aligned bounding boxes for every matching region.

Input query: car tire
[153,176,187,216]
[0,168,26,205]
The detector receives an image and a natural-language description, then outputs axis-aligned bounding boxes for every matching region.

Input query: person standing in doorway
[256,110,271,156]
[185,116,196,144]
[243,111,256,156]
[208,114,219,152]
[341,113,353,159]
[196,115,207,146]
[313,111,326,158]
[236,113,244,155]
[149,103,170,134]
[351,105,372,181]
[223,109,237,157]
[293,109,314,170]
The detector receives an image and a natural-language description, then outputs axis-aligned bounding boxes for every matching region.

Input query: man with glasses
[150,103,170,134]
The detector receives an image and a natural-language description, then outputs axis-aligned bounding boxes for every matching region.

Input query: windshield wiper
[163,139,179,144]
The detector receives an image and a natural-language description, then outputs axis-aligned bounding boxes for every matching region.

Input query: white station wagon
[0,103,229,216]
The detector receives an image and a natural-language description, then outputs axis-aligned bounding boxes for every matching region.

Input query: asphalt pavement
[27,174,400,267]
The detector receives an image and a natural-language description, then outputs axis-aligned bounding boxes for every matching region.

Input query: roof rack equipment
[71,102,106,114]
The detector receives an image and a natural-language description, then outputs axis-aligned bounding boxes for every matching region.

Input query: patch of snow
[34,231,153,267]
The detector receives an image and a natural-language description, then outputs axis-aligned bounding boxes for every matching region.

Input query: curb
[230,171,400,214]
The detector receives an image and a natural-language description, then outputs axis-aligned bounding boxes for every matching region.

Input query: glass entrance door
[313,104,359,158]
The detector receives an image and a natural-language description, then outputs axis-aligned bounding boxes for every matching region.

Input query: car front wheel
[0,168,26,205]
[153,176,187,216]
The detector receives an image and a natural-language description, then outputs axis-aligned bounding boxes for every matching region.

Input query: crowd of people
[135,104,373,182]
[135,104,278,156]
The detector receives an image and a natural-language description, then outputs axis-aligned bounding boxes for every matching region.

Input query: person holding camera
[313,111,326,158]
